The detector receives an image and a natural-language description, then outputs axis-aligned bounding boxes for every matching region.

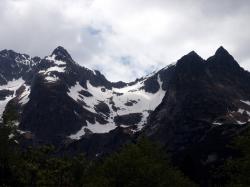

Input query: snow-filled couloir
[0,78,30,121]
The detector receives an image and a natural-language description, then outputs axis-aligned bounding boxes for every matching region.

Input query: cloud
[0,0,249,81]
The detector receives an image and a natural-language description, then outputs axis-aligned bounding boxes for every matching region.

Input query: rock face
[0,46,250,166]
[147,47,250,151]
[144,47,250,183]
[0,46,166,146]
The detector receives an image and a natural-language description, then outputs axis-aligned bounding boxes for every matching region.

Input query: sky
[0,0,249,82]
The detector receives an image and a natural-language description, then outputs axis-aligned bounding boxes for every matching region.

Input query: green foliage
[0,125,12,161]
[14,146,88,187]
[85,138,197,187]
[0,124,196,187]
[222,130,250,187]
[0,125,20,186]
[0,99,197,186]
[2,102,19,126]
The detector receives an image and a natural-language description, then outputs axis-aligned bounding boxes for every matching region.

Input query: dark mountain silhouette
[1,46,250,183]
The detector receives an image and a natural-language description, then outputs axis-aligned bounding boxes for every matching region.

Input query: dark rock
[0,90,14,100]
[114,113,142,126]
[78,90,93,97]
[124,100,138,106]
[94,102,110,117]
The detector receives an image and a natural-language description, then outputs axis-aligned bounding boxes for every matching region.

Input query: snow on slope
[68,74,166,138]
[45,55,66,66]
[0,78,25,90]
[44,66,65,73]
[15,54,34,67]
[241,100,250,106]
[19,84,31,105]
[69,121,117,140]
[212,105,250,126]
[112,75,165,115]
[44,75,59,82]
[38,66,65,75]
[38,55,66,83]
[0,78,25,120]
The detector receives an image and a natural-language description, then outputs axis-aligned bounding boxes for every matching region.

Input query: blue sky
[0,0,249,82]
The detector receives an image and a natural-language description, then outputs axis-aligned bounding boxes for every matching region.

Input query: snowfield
[69,121,117,140]
[68,74,166,138]
[0,78,26,120]
[38,54,67,83]
[241,100,250,106]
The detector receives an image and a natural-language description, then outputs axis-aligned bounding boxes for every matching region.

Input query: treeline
[1,122,250,187]
[221,130,250,187]
[0,124,196,187]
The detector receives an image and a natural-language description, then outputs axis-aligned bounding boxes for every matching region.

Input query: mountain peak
[187,50,199,56]
[183,50,203,60]
[177,50,203,65]
[51,46,73,61]
[207,46,240,70]
[215,46,230,56]
[174,50,205,74]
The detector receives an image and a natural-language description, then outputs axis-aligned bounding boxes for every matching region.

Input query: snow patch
[0,78,25,119]
[240,100,250,106]
[45,75,59,83]
[238,108,245,114]
[67,74,166,133]
[17,129,29,134]
[67,82,83,102]
[19,84,30,105]
[38,55,66,82]
[44,66,65,74]
[213,122,223,125]
[8,133,15,139]
[0,78,25,90]
[15,55,33,66]
[237,108,250,116]
[86,121,117,134]
[236,120,245,125]
[46,55,66,66]
[0,96,14,120]
[69,120,117,140]
[13,121,19,127]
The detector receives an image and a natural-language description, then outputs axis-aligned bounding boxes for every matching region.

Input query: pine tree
[222,129,250,187]
[85,137,197,187]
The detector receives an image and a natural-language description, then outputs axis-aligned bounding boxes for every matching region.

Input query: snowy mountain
[0,46,169,144]
[1,46,250,164]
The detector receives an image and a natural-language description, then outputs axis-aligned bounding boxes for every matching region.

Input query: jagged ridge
[1,46,250,160]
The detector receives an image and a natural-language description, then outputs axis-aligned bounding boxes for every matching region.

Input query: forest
[1,120,250,187]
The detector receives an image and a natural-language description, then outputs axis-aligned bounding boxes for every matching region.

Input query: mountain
[0,46,167,146]
[147,47,250,150]
[1,46,250,181]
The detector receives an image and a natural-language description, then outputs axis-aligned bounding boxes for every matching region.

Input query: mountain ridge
[2,45,240,85]
[1,46,250,168]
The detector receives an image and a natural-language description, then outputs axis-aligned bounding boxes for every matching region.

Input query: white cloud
[0,0,249,82]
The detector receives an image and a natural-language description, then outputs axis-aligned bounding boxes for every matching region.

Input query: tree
[222,129,250,187]
[85,138,197,187]
[15,145,89,187]
[0,124,20,186]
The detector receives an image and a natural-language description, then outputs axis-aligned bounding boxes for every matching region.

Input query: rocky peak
[176,51,204,66]
[207,46,240,70]
[215,46,230,56]
[0,49,19,59]
[0,49,35,67]
[174,51,205,77]
[51,46,73,62]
